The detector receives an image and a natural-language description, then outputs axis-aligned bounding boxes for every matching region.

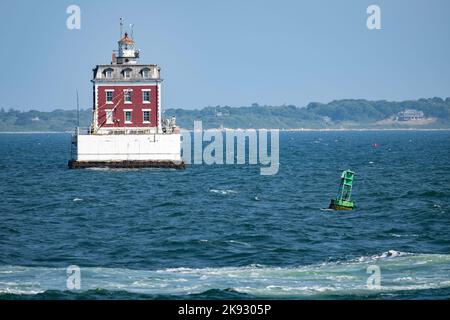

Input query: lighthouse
[92,31,162,134]
[68,23,184,169]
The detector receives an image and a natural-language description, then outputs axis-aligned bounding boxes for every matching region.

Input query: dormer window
[123,68,132,78]
[141,68,151,78]
[104,68,113,79]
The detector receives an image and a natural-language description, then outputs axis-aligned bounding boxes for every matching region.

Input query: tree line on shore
[1,97,449,131]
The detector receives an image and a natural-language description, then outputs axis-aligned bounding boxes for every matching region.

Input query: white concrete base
[73,133,181,161]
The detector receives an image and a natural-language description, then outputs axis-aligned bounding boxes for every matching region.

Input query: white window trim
[105,109,114,124]
[105,89,114,104]
[142,109,151,123]
[124,109,133,124]
[142,89,151,104]
[123,89,133,104]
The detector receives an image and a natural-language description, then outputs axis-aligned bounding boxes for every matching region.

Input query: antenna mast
[120,17,123,38]
[76,90,80,127]
[130,24,134,39]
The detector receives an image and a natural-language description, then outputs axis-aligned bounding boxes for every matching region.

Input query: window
[106,90,114,103]
[124,110,132,124]
[104,69,113,78]
[123,69,131,78]
[105,109,113,124]
[143,110,151,123]
[142,90,151,103]
[141,68,150,78]
[124,90,132,103]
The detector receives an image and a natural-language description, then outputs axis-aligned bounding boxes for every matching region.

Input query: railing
[73,127,92,135]
[72,126,179,136]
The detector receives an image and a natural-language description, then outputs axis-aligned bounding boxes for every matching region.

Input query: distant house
[397,109,424,121]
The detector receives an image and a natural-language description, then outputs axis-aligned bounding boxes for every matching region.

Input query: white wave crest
[209,189,238,195]
[1,252,449,297]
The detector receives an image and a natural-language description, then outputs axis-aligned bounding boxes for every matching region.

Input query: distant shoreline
[2,97,450,133]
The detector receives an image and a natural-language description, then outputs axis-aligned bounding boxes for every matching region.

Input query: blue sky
[1,0,449,111]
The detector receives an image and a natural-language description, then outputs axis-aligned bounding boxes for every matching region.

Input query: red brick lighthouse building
[69,23,183,169]
[92,31,162,134]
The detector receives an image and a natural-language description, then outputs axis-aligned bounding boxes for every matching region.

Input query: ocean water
[0,131,449,299]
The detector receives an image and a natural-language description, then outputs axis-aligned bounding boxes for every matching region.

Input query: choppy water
[0,131,449,299]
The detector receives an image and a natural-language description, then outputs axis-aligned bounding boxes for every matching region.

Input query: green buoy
[329,170,355,210]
